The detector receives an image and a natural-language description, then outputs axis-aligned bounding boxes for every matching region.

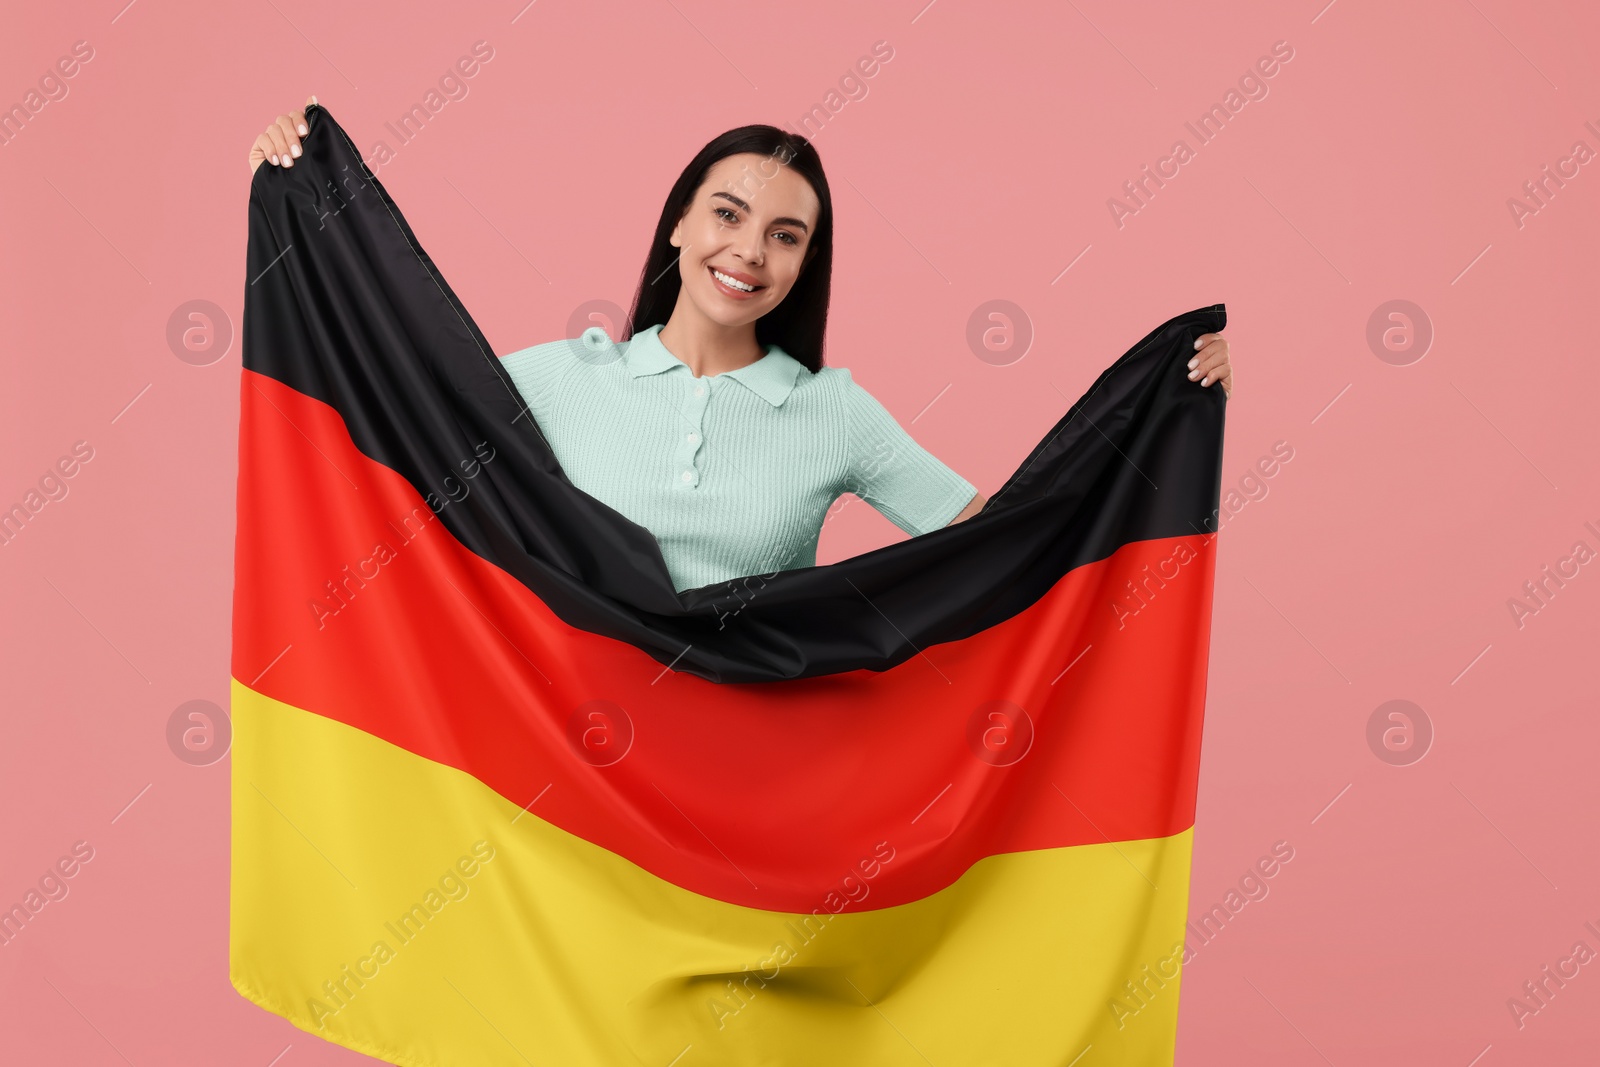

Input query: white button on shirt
[499,323,978,593]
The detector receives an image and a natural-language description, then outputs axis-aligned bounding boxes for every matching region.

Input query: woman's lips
[708,265,765,299]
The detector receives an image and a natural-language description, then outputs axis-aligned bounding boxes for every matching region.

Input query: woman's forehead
[700,154,818,222]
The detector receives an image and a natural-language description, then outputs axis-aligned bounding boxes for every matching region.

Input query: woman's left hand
[1189,333,1232,398]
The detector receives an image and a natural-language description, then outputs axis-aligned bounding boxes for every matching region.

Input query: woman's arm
[840,370,978,536]
[946,490,985,526]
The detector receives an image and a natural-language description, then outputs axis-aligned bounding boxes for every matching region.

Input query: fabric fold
[242,103,1226,684]
[231,102,1226,1067]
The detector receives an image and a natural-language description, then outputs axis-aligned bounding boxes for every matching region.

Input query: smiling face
[668,151,821,329]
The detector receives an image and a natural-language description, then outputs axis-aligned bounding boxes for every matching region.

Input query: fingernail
[1187,357,1198,369]
[298,124,307,135]
[270,154,279,164]
[290,144,301,157]
[1193,338,1202,350]
[1188,370,1199,379]
[282,156,293,167]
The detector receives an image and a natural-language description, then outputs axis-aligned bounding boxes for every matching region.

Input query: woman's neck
[656,309,764,379]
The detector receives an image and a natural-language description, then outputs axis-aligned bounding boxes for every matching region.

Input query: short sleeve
[499,338,580,427]
[839,369,978,536]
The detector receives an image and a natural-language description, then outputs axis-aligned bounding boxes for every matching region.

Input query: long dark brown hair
[624,125,834,373]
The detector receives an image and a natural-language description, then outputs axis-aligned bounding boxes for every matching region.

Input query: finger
[1188,351,1227,381]
[1188,349,1224,376]
[1188,336,1226,368]
[274,113,300,156]
[273,114,301,165]
[259,129,288,167]
[1200,359,1232,387]
[261,127,289,166]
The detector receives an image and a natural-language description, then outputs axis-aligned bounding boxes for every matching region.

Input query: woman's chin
[690,295,767,328]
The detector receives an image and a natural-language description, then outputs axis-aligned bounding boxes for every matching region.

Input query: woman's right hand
[248,95,316,174]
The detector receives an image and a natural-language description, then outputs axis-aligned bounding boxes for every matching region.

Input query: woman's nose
[734,234,763,266]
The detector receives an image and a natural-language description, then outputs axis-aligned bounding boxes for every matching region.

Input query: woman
[250,96,1234,593]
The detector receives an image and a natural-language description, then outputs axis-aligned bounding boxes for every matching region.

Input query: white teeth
[712,268,756,292]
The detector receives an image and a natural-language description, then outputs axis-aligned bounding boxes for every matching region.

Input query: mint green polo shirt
[499,323,978,593]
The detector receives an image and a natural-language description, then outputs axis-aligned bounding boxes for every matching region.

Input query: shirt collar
[623,323,804,408]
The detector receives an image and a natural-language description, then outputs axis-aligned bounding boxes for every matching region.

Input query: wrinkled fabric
[229,103,1227,1067]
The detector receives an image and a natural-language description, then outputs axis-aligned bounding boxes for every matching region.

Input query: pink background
[3,0,1598,1063]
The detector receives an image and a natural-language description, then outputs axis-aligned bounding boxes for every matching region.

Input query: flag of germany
[232,103,1227,1066]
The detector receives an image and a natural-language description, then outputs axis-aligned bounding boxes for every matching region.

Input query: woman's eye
[713,206,798,247]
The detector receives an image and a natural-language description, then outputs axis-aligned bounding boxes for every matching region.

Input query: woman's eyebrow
[710,191,810,234]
